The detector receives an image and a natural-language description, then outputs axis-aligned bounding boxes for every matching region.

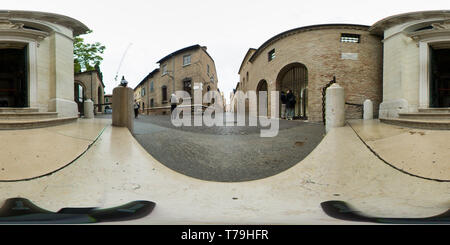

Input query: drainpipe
[172,55,175,94]
[90,72,93,101]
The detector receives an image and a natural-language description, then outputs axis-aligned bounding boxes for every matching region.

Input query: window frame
[183,54,191,66]
[340,33,361,43]
[162,64,168,75]
[268,49,276,62]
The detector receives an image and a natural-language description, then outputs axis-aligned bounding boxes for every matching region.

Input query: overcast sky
[4,0,450,103]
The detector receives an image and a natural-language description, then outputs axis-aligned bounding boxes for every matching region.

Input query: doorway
[430,48,450,108]
[0,47,28,107]
[256,80,268,116]
[276,63,308,119]
[74,82,85,116]
[98,86,102,112]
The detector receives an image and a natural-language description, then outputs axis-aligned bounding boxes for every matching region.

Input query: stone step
[418,108,450,113]
[0,107,39,113]
[0,117,78,130]
[0,112,58,120]
[380,118,450,130]
[398,112,450,120]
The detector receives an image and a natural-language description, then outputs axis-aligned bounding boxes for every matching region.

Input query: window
[162,86,168,103]
[246,72,249,83]
[268,49,275,62]
[150,81,154,92]
[162,64,167,75]
[207,64,210,75]
[183,55,191,66]
[141,88,146,97]
[150,98,154,108]
[340,33,360,43]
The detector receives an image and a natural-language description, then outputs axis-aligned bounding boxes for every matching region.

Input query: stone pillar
[83,99,94,119]
[363,99,373,120]
[325,84,345,133]
[112,86,134,133]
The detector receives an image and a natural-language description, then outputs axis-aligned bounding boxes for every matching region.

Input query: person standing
[286,90,296,120]
[170,93,178,119]
[280,91,287,119]
[134,100,140,118]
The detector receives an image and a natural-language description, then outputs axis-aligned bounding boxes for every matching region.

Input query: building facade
[370,10,450,118]
[236,24,383,122]
[134,44,219,115]
[0,10,89,117]
[74,70,105,115]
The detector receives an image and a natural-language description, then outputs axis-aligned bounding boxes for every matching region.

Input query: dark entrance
[430,48,450,108]
[98,86,102,112]
[276,63,308,119]
[183,78,192,96]
[0,47,28,107]
[74,82,85,116]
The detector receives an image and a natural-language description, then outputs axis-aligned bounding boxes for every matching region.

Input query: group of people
[280,90,296,120]
[134,93,178,119]
[134,92,296,120]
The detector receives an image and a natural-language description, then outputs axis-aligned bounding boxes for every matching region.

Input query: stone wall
[135,46,219,115]
[238,25,383,122]
[74,70,105,113]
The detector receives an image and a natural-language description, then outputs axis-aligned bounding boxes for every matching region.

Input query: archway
[276,63,308,119]
[256,80,268,116]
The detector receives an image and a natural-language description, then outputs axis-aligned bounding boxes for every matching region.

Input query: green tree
[74,30,106,73]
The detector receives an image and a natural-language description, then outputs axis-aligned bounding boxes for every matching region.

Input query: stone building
[370,10,450,119]
[134,44,219,115]
[236,24,383,122]
[104,94,112,111]
[0,10,89,123]
[74,69,105,115]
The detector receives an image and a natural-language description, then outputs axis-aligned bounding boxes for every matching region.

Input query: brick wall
[238,25,383,122]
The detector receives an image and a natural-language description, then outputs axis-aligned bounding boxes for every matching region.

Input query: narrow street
[99,113,325,182]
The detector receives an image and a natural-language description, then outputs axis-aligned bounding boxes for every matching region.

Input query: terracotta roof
[157,44,214,64]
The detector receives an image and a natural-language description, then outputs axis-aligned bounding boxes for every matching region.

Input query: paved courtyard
[100,113,325,182]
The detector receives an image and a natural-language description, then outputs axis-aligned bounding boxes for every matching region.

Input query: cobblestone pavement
[98,113,325,182]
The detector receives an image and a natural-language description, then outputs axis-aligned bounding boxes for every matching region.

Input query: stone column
[325,84,345,133]
[112,86,134,133]
[83,99,94,119]
[363,99,373,120]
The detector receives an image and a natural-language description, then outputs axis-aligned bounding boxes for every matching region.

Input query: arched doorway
[256,80,268,116]
[276,63,308,119]
[74,81,85,116]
